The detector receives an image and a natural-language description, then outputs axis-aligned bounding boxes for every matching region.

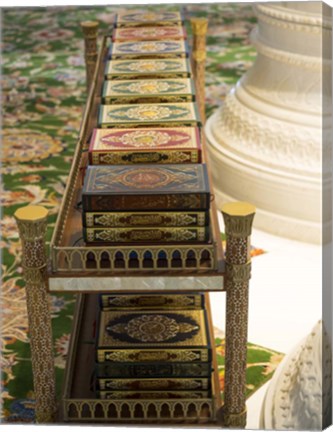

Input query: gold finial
[222,202,256,238]
[15,205,48,222]
[190,17,208,36]
[80,20,99,37]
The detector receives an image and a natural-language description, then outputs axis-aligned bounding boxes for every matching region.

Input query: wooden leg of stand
[191,17,208,124]
[218,202,256,428]
[14,205,57,423]
[80,21,99,93]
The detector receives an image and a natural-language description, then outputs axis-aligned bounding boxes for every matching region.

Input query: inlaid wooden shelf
[60,293,220,423]
[15,18,256,428]
[48,35,225,293]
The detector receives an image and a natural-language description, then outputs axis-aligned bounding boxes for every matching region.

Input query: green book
[98,102,201,128]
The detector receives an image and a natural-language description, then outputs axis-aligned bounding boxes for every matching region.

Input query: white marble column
[205,2,332,244]
[260,320,332,430]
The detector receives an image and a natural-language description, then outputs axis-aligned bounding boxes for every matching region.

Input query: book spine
[97,390,210,399]
[83,227,209,243]
[111,53,188,61]
[106,72,191,80]
[84,193,209,212]
[100,120,201,128]
[103,95,194,105]
[84,211,208,228]
[116,20,183,29]
[97,348,211,363]
[99,293,205,310]
[90,150,199,165]
[98,377,211,391]
[95,361,212,378]
[101,81,107,99]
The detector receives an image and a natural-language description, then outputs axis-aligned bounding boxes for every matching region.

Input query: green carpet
[1,4,282,423]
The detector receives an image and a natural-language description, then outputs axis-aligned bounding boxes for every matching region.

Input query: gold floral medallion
[108,314,198,343]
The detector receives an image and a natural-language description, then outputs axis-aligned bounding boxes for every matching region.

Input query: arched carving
[120,402,131,418]
[85,251,97,269]
[107,402,117,418]
[68,402,79,419]
[200,402,211,418]
[187,402,197,418]
[94,402,104,418]
[68,250,81,270]
[128,250,139,268]
[160,402,171,418]
[174,402,185,418]
[157,249,168,268]
[100,250,111,269]
[58,250,70,270]
[114,250,125,269]
[147,403,158,418]
[200,249,212,267]
[134,403,144,418]
[143,250,153,268]
[81,402,92,419]
[171,249,182,268]
[185,249,197,268]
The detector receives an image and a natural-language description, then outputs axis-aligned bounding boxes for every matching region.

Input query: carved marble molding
[211,93,321,176]
[260,320,332,430]
[251,28,328,71]
[205,2,330,243]
[256,3,331,31]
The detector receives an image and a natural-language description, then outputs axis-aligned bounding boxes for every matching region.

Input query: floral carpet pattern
[1,3,277,423]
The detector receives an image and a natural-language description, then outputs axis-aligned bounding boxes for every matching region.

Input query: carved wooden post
[219,202,256,428]
[14,205,57,423]
[81,20,99,93]
[190,17,208,123]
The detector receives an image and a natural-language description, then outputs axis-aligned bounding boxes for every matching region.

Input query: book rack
[14,16,256,428]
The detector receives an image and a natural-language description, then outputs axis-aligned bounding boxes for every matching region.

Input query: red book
[88,127,201,165]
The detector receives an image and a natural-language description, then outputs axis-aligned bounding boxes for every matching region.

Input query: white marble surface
[209,213,323,430]
[48,275,224,292]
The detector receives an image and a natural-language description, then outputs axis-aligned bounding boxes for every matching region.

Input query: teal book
[98,102,201,128]
[108,40,189,60]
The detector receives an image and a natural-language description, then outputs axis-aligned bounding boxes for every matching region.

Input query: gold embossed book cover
[97,309,211,363]
[112,26,187,42]
[98,102,201,128]
[102,78,195,104]
[84,226,210,244]
[88,127,201,165]
[99,293,205,311]
[104,58,192,80]
[97,390,210,399]
[108,40,189,60]
[83,211,209,228]
[82,164,210,212]
[95,361,212,379]
[115,11,183,28]
[98,377,210,391]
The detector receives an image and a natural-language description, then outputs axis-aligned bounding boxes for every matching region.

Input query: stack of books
[94,293,213,400]
[81,10,213,247]
[82,163,210,244]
